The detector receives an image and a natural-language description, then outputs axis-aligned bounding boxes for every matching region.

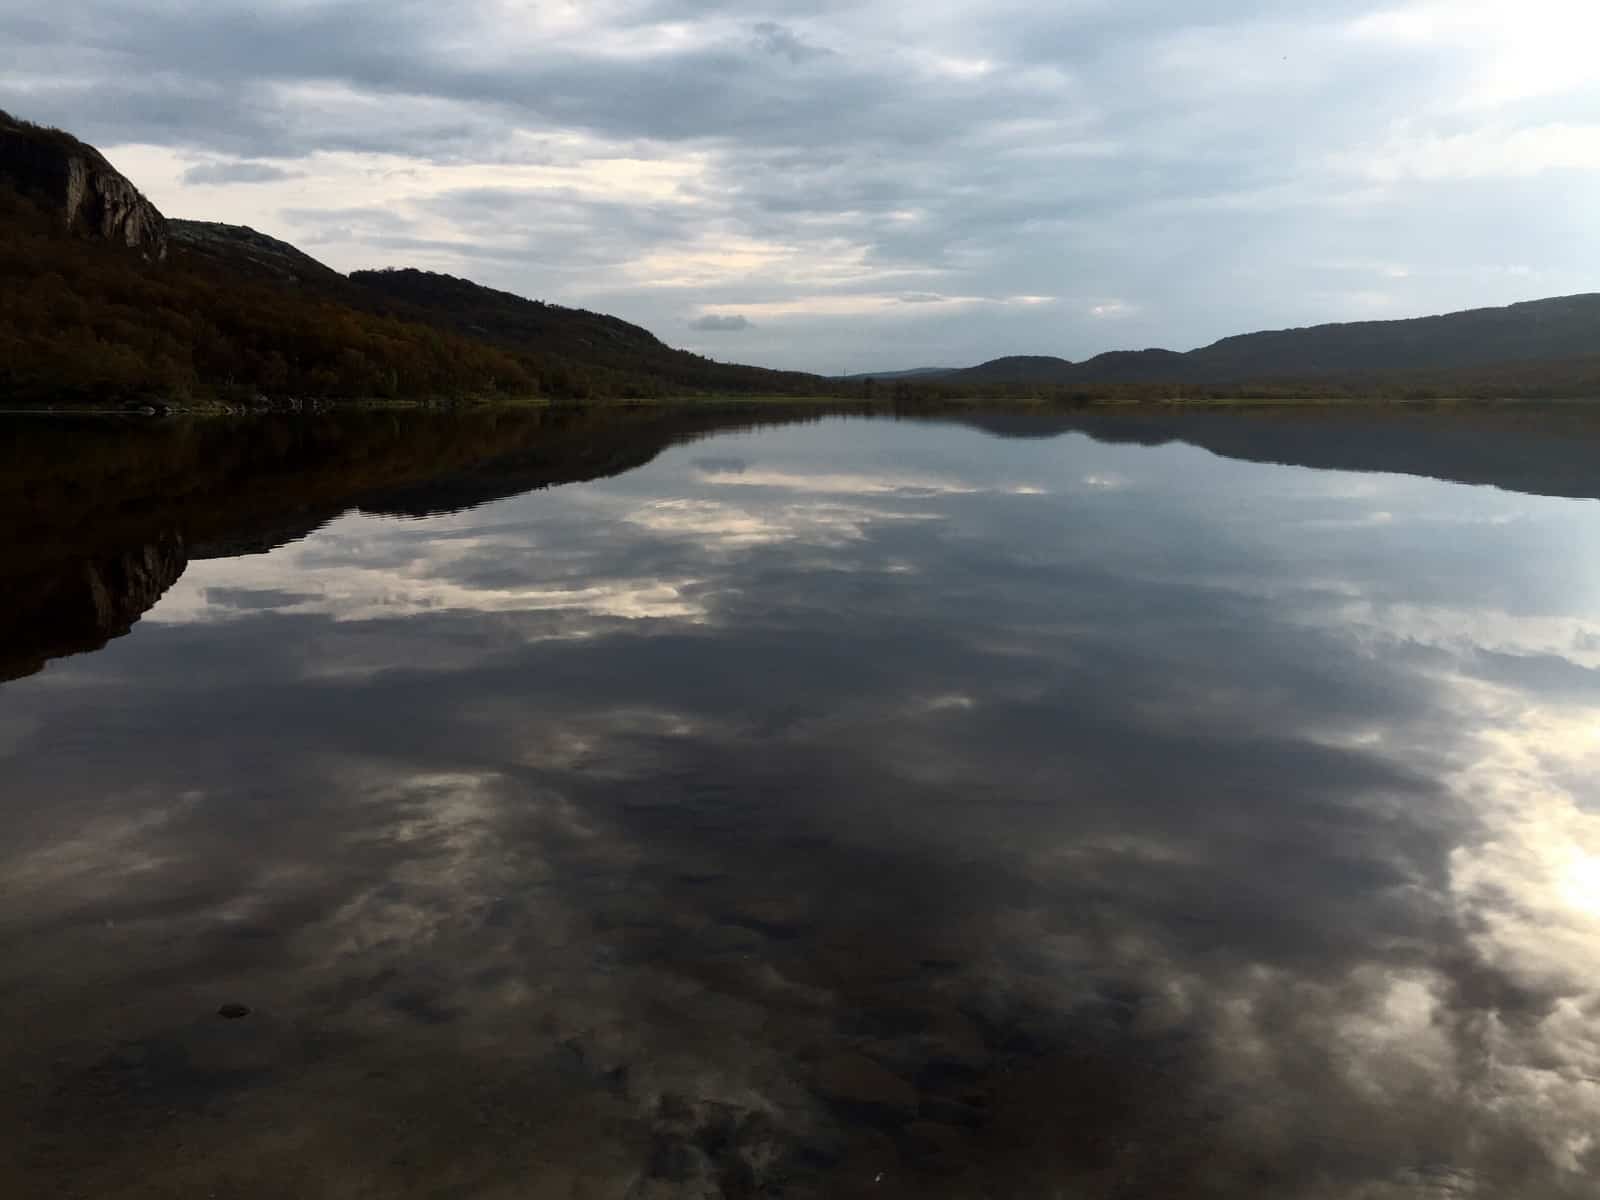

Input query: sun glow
[1558,851,1600,918]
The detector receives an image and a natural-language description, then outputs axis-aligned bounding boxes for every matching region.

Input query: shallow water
[5,408,1600,1196]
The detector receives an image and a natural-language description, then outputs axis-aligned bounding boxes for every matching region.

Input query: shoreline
[5,392,1600,419]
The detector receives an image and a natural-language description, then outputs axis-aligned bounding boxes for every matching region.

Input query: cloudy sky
[3,0,1597,373]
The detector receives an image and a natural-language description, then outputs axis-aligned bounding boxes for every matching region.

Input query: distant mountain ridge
[836,367,957,382]
[879,295,1600,387]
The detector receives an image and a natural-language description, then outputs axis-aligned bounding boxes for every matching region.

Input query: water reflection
[5,409,1600,1196]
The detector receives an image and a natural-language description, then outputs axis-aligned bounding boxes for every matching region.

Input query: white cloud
[690,313,753,331]
[1348,0,1600,108]
[624,497,939,548]
[1335,123,1600,182]
[695,468,982,496]
[146,513,709,626]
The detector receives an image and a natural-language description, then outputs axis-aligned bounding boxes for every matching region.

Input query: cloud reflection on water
[4,419,1600,1195]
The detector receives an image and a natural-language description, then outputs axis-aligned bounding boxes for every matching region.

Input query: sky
[2,0,1598,373]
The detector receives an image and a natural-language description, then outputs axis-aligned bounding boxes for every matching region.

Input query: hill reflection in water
[4,406,1600,1197]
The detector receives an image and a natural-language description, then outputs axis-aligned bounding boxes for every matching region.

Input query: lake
[4,404,1600,1197]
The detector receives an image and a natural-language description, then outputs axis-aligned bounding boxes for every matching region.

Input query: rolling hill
[348,267,821,398]
[0,108,827,405]
[922,295,1600,389]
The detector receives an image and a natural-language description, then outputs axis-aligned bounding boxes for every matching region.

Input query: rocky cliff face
[0,109,168,260]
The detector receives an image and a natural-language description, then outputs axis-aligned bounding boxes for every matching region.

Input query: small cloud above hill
[182,161,300,185]
[1089,300,1137,319]
[690,314,754,332]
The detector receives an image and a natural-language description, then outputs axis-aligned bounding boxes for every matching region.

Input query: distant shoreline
[5,392,1600,419]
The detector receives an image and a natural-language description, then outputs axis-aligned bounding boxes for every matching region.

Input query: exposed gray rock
[169,219,343,285]
[0,109,168,260]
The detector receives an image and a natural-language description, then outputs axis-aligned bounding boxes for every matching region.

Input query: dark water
[5,406,1600,1197]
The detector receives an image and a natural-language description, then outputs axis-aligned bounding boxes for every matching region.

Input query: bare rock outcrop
[0,108,168,259]
[169,219,342,285]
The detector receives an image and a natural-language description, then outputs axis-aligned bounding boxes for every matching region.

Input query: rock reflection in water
[0,531,186,682]
[4,409,1600,1196]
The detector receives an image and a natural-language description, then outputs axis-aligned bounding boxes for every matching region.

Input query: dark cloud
[690,313,754,331]
[750,21,831,63]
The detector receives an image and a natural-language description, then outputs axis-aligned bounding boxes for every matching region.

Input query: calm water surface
[5,410,1600,1197]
